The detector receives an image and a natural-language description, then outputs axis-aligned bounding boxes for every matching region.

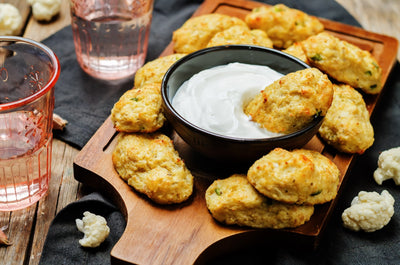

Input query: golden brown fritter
[112,133,194,204]
[245,4,324,48]
[247,148,339,205]
[134,53,187,88]
[301,32,382,94]
[247,148,316,205]
[292,149,340,205]
[249,29,275,48]
[172,13,248,53]
[244,68,333,134]
[111,83,165,133]
[206,25,273,48]
[205,174,314,229]
[283,42,309,64]
[318,84,374,154]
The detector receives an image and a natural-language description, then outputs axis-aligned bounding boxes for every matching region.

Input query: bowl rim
[161,44,323,144]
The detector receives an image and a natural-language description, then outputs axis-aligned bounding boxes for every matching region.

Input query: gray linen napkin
[39,193,125,265]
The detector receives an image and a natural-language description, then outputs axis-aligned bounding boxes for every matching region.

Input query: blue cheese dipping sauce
[172,62,284,139]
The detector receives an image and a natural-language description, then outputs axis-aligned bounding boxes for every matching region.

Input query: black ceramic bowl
[161,45,323,162]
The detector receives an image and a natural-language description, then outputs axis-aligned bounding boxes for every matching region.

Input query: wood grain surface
[0,0,399,265]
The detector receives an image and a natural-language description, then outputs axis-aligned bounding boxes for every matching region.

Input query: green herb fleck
[372,62,380,70]
[314,110,322,119]
[370,84,377,89]
[365,70,372,76]
[215,188,222,196]
[253,7,261,12]
[310,54,322,61]
[130,97,139,102]
[311,190,322,196]
[274,6,283,12]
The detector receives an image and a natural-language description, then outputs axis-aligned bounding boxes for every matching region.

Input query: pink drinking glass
[0,36,60,211]
[70,0,154,81]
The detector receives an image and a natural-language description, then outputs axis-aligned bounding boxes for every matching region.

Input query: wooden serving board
[73,0,398,264]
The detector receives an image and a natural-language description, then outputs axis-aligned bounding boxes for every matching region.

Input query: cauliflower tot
[301,32,382,94]
[318,84,374,154]
[112,133,194,204]
[111,83,165,133]
[374,147,400,185]
[342,190,395,232]
[172,13,248,53]
[247,148,339,205]
[134,53,187,89]
[205,174,314,229]
[245,4,324,48]
[244,68,333,134]
[283,42,309,64]
[76,211,110,248]
[206,25,273,48]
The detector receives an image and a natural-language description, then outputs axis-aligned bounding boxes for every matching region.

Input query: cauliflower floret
[374,147,400,185]
[28,0,61,22]
[0,3,22,36]
[341,190,395,232]
[75,211,110,248]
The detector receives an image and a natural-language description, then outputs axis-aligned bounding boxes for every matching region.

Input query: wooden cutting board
[73,0,399,264]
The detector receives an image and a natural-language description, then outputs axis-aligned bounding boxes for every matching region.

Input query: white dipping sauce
[172,62,284,139]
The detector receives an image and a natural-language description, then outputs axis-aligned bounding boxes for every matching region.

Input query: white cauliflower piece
[28,0,61,22]
[342,190,395,232]
[0,3,22,35]
[75,211,110,248]
[374,147,400,185]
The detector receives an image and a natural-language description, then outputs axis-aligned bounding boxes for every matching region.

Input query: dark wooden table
[0,0,399,264]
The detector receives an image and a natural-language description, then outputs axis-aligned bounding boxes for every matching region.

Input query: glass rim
[0,36,60,111]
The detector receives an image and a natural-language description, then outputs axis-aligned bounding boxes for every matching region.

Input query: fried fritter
[134,53,187,88]
[250,29,274,48]
[292,149,340,205]
[172,13,248,53]
[283,42,309,64]
[318,84,374,154]
[301,32,382,94]
[205,174,314,229]
[244,68,333,134]
[247,148,339,205]
[245,4,324,48]
[206,25,273,48]
[112,133,194,204]
[111,83,165,133]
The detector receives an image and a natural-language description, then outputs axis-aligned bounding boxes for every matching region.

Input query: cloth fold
[39,193,125,265]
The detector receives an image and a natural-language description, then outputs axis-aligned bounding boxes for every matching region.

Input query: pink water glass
[0,37,60,211]
[70,0,154,81]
